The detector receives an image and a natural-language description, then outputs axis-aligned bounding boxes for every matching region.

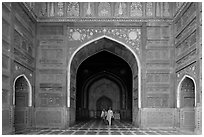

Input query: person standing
[106,107,114,126]
[101,109,107,124]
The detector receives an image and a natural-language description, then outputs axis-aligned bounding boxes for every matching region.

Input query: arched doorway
[96,96,112,117]
[68,37,140,126]
[180,77,195,108]
[76,51,132,121]
[13,74,32,131]
[177,75,196,131]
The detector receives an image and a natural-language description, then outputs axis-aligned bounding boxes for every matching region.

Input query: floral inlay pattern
[67,27,141,51]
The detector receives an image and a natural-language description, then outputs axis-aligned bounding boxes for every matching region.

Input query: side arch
[177,74,196,108]
[13,74,32,107]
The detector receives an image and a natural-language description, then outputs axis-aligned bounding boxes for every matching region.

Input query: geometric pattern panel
[35,109,64,128]
[35,2,173,19]
[180,108,195,130]
[141,108,176,128]
[147,94,169,107]
[184,111,195,126]
[15,110,25,124]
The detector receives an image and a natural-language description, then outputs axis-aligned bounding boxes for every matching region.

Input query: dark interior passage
[180,77,195,108]
[76,50,133,121]
[14,76,29,131]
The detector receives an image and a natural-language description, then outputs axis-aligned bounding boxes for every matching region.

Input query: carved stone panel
[163,3,170,17]
[14,62,33,83]
[176,30,196,57]
[14,30,22,49]
[146,2,154,17]
[28,2,176,19]
[14,48,34,66]
[176,49,196,67]
[147,27,169,39]
[146,40,169,47]
[156,3,162,17]
[146,49,170,60]
[67,27,141,52]
[2,90,9,104]
[13,3,34,30]
[146,86,170,93]
[2,75,9,90]
[114,2,127,17]
[39,46,64,65]
[39,73,64,84]
[2,19,10,40]
[83,2,95,17]
[147,94,169,107]
[66,2,79,17]
[130,2,143,17]
[35,109,63,127]
[39,38,64,45]
[39,93,63,107]
[141,108,175,127]
[38,25,63,35]
[176,62,196,80]
[39,2,47,17]
[175,3,196,33]
[146,63,170,69]
[146,73,170,83]
[2,39,10,52]
[2,55,9,69]
[98,2,111,17]
[56,2,64,17]
[2,110,10,129]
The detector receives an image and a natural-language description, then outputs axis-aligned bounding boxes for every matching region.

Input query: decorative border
[67,27,141,51]
[37,17,173,23]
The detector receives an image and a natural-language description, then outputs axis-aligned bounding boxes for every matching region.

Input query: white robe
[106,110,113,125]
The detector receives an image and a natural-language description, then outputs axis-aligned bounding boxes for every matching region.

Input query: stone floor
[13,119,195,135]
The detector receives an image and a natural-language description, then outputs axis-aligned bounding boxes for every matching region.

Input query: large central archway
[76,51,132,121]
[67,36,141,126]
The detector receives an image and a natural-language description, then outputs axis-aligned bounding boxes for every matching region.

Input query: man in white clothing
[106,107,114,126]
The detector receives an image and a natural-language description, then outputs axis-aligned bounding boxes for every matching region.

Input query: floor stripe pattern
[13,119,195,135]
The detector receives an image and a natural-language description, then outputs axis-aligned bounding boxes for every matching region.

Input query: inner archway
[177,75,196,108]
[177,75,196,131]
[96,96,112,117]
[180,77,195,108]
[13,75,31,131]
[69,37,140,125]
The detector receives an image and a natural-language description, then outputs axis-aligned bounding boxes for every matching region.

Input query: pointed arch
[13,74,32,107]
[67,35,141,108]
[177,74,196,108]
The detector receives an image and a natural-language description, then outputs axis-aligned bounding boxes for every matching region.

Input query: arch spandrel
[70,37,139,73]
[67,27,141,57]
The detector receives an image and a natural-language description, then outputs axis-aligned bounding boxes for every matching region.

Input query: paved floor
[13,119,195,135]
